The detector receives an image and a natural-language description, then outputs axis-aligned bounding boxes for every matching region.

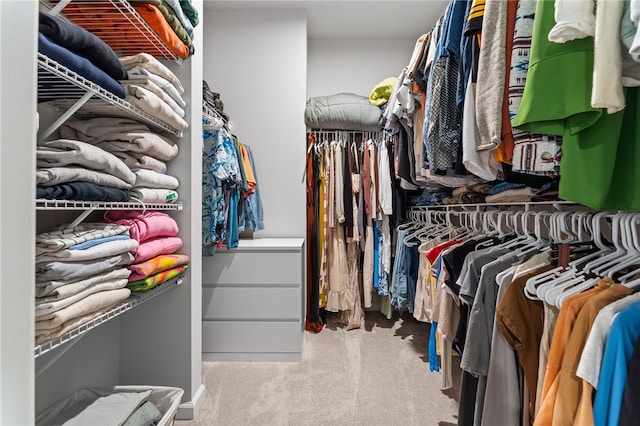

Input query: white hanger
[597,213,640,277]
[552,276,598,308]
[583,212,628,274]
[568,211,613,271]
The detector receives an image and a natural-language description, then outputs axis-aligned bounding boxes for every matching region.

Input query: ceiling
[203,1,450,40]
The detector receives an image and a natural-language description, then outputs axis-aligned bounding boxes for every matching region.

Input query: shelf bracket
[35,334,85,378]
[38,90,94,143]
[48,0,72,17]
[65,208,95,230]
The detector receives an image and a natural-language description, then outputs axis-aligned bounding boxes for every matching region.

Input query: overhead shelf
[38,53,183,137]
[40,0,179,61]
[34,273,185,358]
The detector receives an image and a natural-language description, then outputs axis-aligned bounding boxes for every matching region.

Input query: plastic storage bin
[36,385,183,426]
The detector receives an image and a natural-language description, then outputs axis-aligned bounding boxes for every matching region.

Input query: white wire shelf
[37,53,183,137]
[408,200,580,211]
[36,199,184,211]
[34,273,185,358]
[40,0,179,61]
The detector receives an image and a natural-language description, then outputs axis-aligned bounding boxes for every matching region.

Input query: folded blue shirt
[38,33,126,100]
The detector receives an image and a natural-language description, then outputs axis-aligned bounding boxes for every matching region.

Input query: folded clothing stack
[36,138,135,202]
[105,210,189,291]
[61,117,181,203]
[38,12,127,99]
[120,52,188,131]
[34,223,138,343]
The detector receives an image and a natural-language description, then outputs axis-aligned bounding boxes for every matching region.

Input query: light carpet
[177,311,460,426]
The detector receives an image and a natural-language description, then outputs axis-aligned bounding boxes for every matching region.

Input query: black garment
[619,336,640,425]
[397,125,414,185]
[36,182,129,202]
[39,12,128,80]
[458,371,479,426]
[441,238,491,295]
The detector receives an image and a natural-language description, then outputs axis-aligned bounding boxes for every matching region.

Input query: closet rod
[408,200,577,213]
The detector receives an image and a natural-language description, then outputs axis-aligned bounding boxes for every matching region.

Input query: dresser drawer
[202,251,302,286]
[202,287,301,320]
[202,321,302,353]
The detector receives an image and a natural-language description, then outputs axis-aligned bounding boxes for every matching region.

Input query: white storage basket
[36,385,183,426]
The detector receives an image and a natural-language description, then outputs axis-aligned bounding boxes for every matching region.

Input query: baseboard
[202,352,302,362]
[175,383,206,420]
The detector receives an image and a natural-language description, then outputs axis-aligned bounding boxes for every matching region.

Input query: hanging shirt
[593,302,640,426]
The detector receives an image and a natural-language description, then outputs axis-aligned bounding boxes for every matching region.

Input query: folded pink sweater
[133,236,183,263]
[104,210,178,243]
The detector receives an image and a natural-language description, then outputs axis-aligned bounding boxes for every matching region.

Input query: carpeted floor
[177,311,460,426]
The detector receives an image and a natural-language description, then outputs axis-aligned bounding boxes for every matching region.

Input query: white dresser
[202,238,306,361]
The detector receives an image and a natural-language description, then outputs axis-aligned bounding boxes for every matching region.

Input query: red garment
[425,240,461,264]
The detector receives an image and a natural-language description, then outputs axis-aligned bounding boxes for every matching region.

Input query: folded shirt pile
[105,210,189,291]
[36,138,135,202]
[38,12,127,99]
[120,52,188,131]
[34,223,138,344]
[61,117,181,203]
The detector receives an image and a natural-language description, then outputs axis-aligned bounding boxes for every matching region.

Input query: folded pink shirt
[133,236,183,263]
[104,210,178,243]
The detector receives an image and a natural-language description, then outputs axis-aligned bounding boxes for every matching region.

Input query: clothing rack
[309,129,388,145]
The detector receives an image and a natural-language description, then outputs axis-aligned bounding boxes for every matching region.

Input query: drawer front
[202,251,301,286]
[202,321,302,353]
[202,287,300,320]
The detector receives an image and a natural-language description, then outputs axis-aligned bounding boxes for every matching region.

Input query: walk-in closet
[4,0,640,425]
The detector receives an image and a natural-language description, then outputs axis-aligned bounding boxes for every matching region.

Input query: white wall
[0,1,37,424]
[307,38,415,99]
[203,9,307,238]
